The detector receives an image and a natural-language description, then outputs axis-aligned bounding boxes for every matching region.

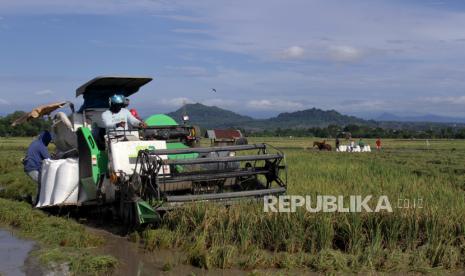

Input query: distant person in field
[376,137,382,151]
[350,140,355,152]
[23,130,52,203]
[125,98,143,121]
[123,97,144,126]
[130,108,142,121]
[358,138,365,149]
[335,137,340,150]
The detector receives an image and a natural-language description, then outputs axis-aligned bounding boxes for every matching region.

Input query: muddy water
[91,228,255,276]
[91,227,322,276]
[0,225,312,275]
[0,229,35,276]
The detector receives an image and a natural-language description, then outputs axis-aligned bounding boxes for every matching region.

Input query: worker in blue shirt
[23,130,52,203]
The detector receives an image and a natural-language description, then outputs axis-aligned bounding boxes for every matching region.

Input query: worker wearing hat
[101,94,147,133]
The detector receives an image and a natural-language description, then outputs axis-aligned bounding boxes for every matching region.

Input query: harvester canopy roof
[76,76,152,111]
[76,76,152,97]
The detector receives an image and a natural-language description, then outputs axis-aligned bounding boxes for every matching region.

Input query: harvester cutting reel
[128,143,287,210]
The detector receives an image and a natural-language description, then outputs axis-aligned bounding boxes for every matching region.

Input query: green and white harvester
[15,76,287,227]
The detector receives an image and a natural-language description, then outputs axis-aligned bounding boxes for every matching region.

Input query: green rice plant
[146,138,465,271]
[4,137,465,272]
[142,228,175,251]
[237,246,271,269]
[69,253,118,275]
[208,245,237,269]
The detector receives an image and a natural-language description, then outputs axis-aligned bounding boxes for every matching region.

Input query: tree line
[2,110,465,139]
[247,124,465,139]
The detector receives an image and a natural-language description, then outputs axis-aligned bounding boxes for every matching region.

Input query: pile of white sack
[337,145,371,152]
[36,158,80,208]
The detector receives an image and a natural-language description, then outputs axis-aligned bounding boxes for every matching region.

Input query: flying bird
[211,88,217,93]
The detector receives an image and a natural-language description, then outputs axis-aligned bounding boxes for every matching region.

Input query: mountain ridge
[377,112,465,124]
[166,103,465,131]
[167,103,375,129]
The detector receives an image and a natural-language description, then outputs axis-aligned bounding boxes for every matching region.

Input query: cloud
[171,1,465,65]
[165,66,210,77]
[328,45,363,62]
[280,46,305,60]
[428,1,445,5]
[0,98,10,105]
[34,89,54,95]
[338,99,387,110]
[172,28,212,35]
[423,96,465,105]
[386,39,410,44]
[202,98,236,108]
[0,0,175,15]
[161,14,206,23]
[178,66,209,77]
[246,99,304,111]
[160,97,193,107]
[159,97,237,110]
[4,1,465,118]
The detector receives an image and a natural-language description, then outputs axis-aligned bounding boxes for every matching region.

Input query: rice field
[0,137,117,274]
[143,137,465,272]
[1,137,465,273]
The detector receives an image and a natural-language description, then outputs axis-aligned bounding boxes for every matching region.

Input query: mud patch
[90,227,282,275]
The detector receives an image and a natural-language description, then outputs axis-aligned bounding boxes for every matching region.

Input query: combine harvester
[14,76,287,227]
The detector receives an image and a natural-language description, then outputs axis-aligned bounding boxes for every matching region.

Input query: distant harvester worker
[358,138,365,148]
[23,130,52,203]
[130,108,142,121]
[349,140,355,152]
[376,137,382,151]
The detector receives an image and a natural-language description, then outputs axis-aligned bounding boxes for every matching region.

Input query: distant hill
[165,103,465,131]
[167,103,254,129]
[264,108,372,128]
[377,112,465,124]
[167,103,373,130]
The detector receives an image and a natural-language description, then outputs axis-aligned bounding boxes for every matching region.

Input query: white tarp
[36,158,79,208]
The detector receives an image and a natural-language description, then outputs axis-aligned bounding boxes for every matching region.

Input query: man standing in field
[376,137,382,151]
[23,130,52,203]
[358,138,365,150]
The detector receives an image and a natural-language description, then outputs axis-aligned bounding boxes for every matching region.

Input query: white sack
[51,158,79,205]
